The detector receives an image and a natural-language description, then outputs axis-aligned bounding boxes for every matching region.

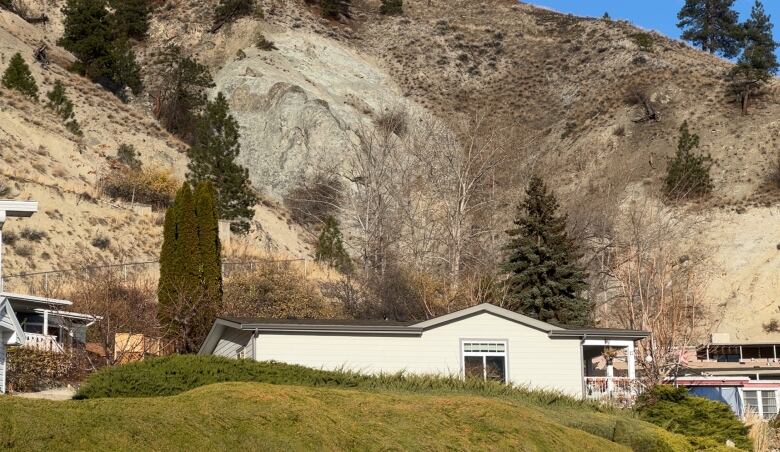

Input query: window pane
[464,356,483,379]
[744,390,760,415]
[485,356,506,382]
[763,391,777,419]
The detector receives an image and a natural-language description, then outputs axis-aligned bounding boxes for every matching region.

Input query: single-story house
[0,292,99,393]
[200,303,648,399]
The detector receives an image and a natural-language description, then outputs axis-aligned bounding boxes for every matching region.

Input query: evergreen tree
[109,37,143,98]
[664,121,713,199]
[158,182,222,353]
[677,0,741,57]
[2,53,38,99]
[315,216,353,273]
[46,80,82,136]
[109,0,150,41]
[729,0,778,114]
[59,0,114,79]
[58,0,142,99]
[502,176,589,327]
[187,92,257,233]
[194,181,223,332]
[154,45,215,143]
[379,0,402,15]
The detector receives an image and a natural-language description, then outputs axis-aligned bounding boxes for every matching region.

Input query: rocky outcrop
[212,29,419,198]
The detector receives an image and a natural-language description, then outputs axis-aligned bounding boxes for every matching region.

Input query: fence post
[303,258,307,277]
[44,273,48,294]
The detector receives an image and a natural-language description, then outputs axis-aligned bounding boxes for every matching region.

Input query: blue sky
[527,1,780,49]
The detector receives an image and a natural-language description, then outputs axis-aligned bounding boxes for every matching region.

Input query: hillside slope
[0,8,312,282]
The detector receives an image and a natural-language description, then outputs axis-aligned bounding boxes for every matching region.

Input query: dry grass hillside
[0,7,310,282]
[2,0,779,341]
[0,9,190,275]
[351,0,780,341]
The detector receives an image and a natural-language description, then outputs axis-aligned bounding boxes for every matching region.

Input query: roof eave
[549,330,650,340]
[238,324,423,336]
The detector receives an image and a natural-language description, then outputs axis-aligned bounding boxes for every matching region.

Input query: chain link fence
[1,258,310,297]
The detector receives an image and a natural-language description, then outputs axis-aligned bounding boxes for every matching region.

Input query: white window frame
[741,389,779,420]
[460,339,509,383]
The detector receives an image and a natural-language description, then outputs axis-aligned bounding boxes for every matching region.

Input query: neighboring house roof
[200,303,649,354]
[0,292,72,307]
[0,297,25,345]
[0,200,37,217]
[31,309,101,322]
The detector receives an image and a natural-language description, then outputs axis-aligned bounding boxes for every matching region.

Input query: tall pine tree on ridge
[677,0,741,58]
[729,0,778,114]
[502,176,589,328]
[187,92,257,233]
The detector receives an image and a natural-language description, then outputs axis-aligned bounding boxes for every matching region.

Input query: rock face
[213,29,417,198]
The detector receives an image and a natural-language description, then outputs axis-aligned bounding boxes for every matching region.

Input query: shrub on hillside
[664,121,713,200]
[2,52,38,99]
[7,347,89,392]
[213,0,255,31]
[116,143,142,170]
[46,80,83,136]
[222,261,340,320]
[256,34,277,51]
[20,227,47,242]
[631,32,654,52]
[380,0,403,15]
[100,167,179,209]
[635,385,751,450]
[284,173,343,226]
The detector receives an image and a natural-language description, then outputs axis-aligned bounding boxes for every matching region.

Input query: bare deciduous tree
[600,198,720,384]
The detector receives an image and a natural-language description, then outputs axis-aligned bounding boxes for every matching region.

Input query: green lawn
[0,382,633,451]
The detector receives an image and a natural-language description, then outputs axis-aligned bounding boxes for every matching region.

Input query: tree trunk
[741,90,750,115]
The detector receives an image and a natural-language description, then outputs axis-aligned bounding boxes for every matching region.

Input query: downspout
[580,334,588,399]
[252,329,258,361]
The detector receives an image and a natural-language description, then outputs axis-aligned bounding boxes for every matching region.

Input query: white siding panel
[253,312,583,396]
[213,328,252,358]
[0,332,6,393]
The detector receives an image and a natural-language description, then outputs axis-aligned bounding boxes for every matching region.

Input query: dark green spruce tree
[109,0,150,41]
[729,0,778,114]
[187,92,257,233]
[58,0,142,98]
[315,216,353,273]
[2,53,38,99]
[677,0,741,57]
[664,121,713,199]
[158,182,222,353]
[502,176,589,327]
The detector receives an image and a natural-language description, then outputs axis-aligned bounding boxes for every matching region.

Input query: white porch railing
[584,377,640,403]
[23,332,64,353]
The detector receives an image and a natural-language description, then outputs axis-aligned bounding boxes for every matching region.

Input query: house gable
[0,297,25,345]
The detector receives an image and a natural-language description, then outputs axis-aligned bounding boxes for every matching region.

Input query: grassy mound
[3,382,632,451]
[71,356,697,451]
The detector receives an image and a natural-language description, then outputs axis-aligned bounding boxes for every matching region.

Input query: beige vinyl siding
[213,328,253,359]
[252,312,583,396]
